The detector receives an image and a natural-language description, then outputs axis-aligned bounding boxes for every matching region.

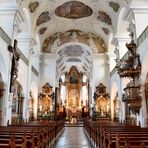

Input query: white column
[113,36,130,123]
[107,52,116,72]
[115,35,130,58]
[131,0,148,38]
[17,36,35,121]
[26,49,34,121]
[123,1,148,39]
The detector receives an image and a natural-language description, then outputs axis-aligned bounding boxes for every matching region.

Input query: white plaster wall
[30,80,39,119]
[110,71,127,123]
[137,36,148,127]
[92,53,109,89]
[134,13,148,38]
[91,53,110,106]
[32,55,40,72]
[130,0,148,38]
[110,81,118,120]
[0,37,12,125]
[17,59,28,120]
[39,53,57,91]
[17,61,40,120]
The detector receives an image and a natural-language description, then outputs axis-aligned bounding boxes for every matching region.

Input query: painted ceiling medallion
[42,30,106,53]
[29,2,39,13]
[102,27,109,35]
[36,11,51,26]
[39,27,47,35]
[98,11,112,25]
[109,2,120,12]
[55,1,93,19]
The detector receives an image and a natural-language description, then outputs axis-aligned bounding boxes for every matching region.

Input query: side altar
[37,83,55,120]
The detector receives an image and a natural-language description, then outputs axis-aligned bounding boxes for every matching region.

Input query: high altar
[60,66,89,120]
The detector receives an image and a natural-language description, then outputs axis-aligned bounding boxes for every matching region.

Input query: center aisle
[54,127,92,148]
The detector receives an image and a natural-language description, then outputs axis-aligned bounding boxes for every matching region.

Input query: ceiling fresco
[42,30,106,53]
[102,27,110,35]
[29,2,39,13]
[36,11,51,26]
[55,1,93,19]
[98,11,112,25]
[39,27,47,35]
[18,0,133,77]
[109,2,120,13]
[22,0,132,51]
[20,0,131,55]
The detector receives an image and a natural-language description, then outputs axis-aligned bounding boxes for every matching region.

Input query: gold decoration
[94,83,110,117]
[116,33,142,115]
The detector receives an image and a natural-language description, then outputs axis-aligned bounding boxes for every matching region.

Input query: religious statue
[8,39,20,92]
[42,94,51,112]
[28,92,34,120]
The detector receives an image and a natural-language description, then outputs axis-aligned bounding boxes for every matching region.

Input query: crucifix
[8,39,20,92]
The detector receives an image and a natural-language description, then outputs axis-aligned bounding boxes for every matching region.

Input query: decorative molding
[122,8,134,22]
[31,66,38,76]
[137,25,148,46]
[110,67,117,77]
[0,26,11,44]
[0,3,18,14]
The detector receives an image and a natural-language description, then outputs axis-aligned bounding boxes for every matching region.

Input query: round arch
[22,8,32,34]
[116,7,129,35]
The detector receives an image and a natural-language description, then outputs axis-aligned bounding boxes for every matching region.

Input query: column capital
[112,35,131,47]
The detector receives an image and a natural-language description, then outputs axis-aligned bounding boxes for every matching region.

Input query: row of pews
[83,119,148,148]
[0,120,64,148]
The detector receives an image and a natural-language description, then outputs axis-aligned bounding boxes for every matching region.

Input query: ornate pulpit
[116,33,142,124]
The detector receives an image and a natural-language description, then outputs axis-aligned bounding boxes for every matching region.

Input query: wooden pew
[0,120,64,148]
[83,119,148,148]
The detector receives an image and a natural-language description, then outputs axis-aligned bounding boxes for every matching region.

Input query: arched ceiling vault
[56,43,93,79]
[19,0,131,53]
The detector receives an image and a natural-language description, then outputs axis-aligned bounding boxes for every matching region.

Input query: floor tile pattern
[54,127,92,148]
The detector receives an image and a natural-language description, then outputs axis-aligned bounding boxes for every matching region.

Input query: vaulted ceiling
[19,0,131,77]
[20,0,130,53]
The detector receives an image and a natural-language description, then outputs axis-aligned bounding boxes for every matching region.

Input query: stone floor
[54,127,92,148]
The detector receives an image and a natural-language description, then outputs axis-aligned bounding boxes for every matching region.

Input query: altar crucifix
[8,39,20,92]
